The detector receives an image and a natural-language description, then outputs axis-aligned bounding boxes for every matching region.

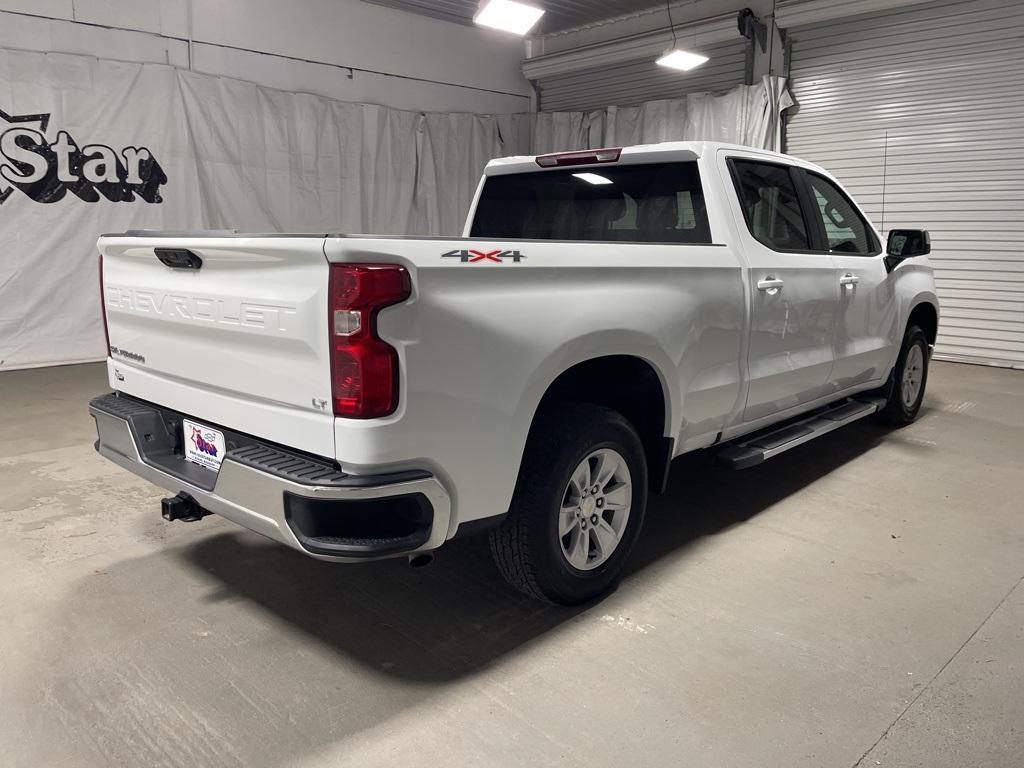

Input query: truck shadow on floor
[178,418,892,684]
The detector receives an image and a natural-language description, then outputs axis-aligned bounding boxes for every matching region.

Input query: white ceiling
[363,0,671,36]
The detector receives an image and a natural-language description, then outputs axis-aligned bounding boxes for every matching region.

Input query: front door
[724,156,840,422]
[801,170,898,390]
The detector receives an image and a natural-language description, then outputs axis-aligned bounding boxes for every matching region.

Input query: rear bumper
[89,393,452,561]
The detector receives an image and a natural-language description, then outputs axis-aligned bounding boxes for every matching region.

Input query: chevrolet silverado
[90,141,938,604]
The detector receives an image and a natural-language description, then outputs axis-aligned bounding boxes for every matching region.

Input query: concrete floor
[1,361,1022,768]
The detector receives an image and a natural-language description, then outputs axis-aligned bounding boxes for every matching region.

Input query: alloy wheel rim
[558,448,632,571]
[901,344,925,408]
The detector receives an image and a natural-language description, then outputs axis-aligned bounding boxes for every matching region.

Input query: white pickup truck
[91,141,938,604]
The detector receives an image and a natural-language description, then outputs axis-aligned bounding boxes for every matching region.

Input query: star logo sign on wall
[0,107,167,205]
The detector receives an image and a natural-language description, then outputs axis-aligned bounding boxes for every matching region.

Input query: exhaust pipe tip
[408,553,434,568]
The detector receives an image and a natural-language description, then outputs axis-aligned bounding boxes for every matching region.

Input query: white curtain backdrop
[0,49,531,368]
[532,76,793,154]
[0,47,790,369]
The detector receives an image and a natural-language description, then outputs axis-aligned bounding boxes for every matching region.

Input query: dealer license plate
[182,419,226,471]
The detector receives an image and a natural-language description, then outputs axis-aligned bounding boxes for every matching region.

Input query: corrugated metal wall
[537,38,747,112]
[785,0,1024,368]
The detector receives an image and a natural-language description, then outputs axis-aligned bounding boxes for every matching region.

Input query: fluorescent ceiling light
[573,172,613,185]
[474,0,544,35]
[655,48,709,72]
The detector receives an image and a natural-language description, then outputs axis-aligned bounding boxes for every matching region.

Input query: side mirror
[885,229,930,272]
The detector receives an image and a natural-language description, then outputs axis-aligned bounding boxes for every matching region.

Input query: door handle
[757,277,784,293]
[840,273,860,287]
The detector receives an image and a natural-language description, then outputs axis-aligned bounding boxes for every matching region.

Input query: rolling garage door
[784,0,1024,367]
[537,38,747,112]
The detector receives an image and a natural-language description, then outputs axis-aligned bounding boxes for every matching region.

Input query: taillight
[98,253,111,353]
[535,147,622,167]
[328,264,411,419]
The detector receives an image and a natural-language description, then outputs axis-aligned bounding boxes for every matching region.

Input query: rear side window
[806,172,877,255]
[470,162,711,244]
[731,160,811,251]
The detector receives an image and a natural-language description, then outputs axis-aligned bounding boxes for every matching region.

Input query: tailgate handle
[155,248,203,270]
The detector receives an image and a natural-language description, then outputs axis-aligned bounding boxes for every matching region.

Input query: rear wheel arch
[525,355,673,494]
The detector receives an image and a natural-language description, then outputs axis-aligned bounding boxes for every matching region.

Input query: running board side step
[716,397,885,470]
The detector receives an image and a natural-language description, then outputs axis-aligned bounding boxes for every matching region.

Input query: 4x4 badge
[442,248,526,263]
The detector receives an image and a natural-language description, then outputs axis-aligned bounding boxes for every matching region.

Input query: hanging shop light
[655,1,709,71]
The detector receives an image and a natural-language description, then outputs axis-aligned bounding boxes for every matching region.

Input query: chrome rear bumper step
[88,392,452,560]
[717,397,885,470]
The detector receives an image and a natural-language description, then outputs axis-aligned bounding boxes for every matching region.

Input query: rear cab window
[470,162,711,244]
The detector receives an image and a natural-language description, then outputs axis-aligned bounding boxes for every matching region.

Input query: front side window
[806,172,876,255]
[470,162,711,244]
[731,160,811,251]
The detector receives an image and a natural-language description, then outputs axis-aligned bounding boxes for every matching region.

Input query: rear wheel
[489,403,647,605]
[877,324,930,425]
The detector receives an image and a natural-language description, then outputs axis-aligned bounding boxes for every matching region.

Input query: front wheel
[489,403,648,605]
[877,324,930,425]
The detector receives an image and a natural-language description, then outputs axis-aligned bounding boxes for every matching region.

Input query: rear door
[723,155,840,422]
[98,235,336,457]
[799,170,898,389]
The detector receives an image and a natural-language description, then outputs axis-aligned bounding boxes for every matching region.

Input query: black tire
[876,324,930,425]
[489,402,648,605]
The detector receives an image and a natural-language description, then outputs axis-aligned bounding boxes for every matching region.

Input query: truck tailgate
[98,235,336,458]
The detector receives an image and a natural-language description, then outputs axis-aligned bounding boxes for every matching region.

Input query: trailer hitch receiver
[161,492,211,522]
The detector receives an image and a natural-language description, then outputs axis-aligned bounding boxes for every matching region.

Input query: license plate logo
[183,419,226,471]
